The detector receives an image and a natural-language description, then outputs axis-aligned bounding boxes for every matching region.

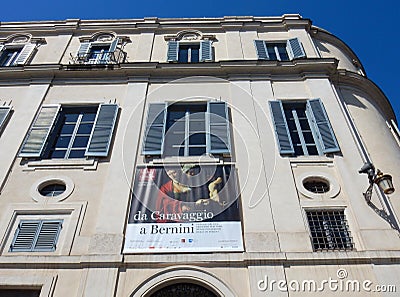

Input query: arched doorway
[130,266,236,297]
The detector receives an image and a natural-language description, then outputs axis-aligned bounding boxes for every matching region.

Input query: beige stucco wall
[0,16,399,297]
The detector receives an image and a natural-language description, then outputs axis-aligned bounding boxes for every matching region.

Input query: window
[178,44,200,63]
[76,38,121,64]
[39,183,66,197]
[269,99,340,156]
[142,101,231,157]
[303,178,330,194]
[19,104,118,159]
[306,209,354,251]
[254,38,306,61]
[0,44,36,66]
[150,283,217,297]
[10,219,63,252]
[0,106,12,134]
[167,40,212,63]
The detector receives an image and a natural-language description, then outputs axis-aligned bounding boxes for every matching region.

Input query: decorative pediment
[164,30,216,42]
[78,31,130,44]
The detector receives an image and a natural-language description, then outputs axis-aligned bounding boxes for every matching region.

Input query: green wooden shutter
[10,221,40,251]
[109,38,119,52]
[208,101,231,155]
[85,104,119,157]
[167,41,179,62]
[34,220,63,251]
[10,220,63,252]
[200,40,212,62]
[77,42,91,58]
[142,103,166,155]
[269,100,295,155]
[306,99,340,154]
[0,106,11,133]
[254,40,269,60]
[286,38,306,60]
[19,104,60,158]
[14,44,36,65]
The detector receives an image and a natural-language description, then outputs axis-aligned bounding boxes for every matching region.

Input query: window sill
[149,155,223,165]
[21,158,98,171]
[289,156,335,167]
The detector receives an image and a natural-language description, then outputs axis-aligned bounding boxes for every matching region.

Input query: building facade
[0,14,399,296]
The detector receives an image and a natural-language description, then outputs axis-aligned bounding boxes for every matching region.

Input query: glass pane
[303,132,315,143]
[50,150,66,159]
[307,145,319,155]
[266,45,277,60]
[81,113,96,122]
[190,46,199,63]
[54,136,71,148]
[178,47,189,63]
[72,136,90,148]
[189,120,205,132]
[277,44,289,61]
[77,123,93,134]
[68,150,86,158]
[189,133,206,145]
[189,147,206,156]
[64,113,79,122]
[60,124,75,134]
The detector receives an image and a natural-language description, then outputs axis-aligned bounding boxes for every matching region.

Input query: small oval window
[303,178,330,194]
[39,183,66,197]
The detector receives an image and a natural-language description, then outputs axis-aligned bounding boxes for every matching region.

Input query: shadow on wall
[342,92,367,109]
[313,39,330,54]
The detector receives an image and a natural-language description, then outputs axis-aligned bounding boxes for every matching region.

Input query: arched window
[150,283,218,297]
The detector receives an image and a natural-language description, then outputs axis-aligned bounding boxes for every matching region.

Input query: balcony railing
[70,49,126,65]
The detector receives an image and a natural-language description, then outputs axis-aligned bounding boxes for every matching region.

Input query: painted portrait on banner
[123,164,244,253]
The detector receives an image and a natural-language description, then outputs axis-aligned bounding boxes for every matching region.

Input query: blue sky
[1,0,399,120]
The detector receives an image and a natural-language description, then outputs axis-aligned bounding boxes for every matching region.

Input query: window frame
[167,40,213,63]
[9,219,63,252]
[142,101,231,158]
[269,99,340,157]
[77,38,120,64]
[19,103,119,159]
[254,38,306,61]
[0,43,36,66]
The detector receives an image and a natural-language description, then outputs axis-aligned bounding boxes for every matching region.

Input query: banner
[123,164,244,253]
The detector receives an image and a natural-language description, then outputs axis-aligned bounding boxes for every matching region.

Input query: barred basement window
[10,220,63,252]
[306,210,353,251]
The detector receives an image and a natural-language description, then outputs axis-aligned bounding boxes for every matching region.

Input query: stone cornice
[332,69,396,121]
[0,58,339,83]
[0,250,399,268]
[0,15,310,35]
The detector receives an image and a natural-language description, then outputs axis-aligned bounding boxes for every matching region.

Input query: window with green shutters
[167,40,213,63]
[0,43,36,66]
[269,99,340,156]
[254,38,306,61]
[0,106,12,135]
[19,103,118,159]
[142,101,231,157]
[10,220,63,252]
[76,38,122,64]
